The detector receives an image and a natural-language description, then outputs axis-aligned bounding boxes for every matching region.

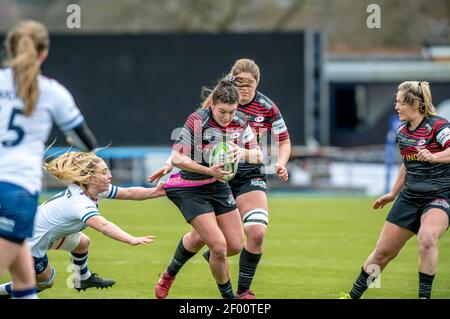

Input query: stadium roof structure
[325,46,450,83]
[325,60,450,82]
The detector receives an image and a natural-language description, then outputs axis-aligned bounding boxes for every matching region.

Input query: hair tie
[225,74,235,84]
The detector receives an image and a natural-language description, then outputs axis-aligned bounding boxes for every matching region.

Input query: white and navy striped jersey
[0,68,84,194]
[29,183,117,258]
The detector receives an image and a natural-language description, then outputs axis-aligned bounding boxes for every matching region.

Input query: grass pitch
[2,195,450,299]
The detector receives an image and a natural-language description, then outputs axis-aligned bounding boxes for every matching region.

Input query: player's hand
[148,164,173,183]
[373,193,395,209]
[153,181,166,197]
[228,142,243,164]
[209,163,231,181]
[129,235,156,245]
[275,163,289,182]
[416,148,436,163]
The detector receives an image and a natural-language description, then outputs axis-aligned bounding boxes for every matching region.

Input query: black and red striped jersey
[396,115,450,190]
[237,91,290,172]
[239,91,289,143]
[173,108,257,180]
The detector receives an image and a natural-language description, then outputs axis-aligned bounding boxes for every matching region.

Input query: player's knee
[243,209,268,247]
[36,267,56,292]
[78,234,90,250]
[418,231,437,252]
[227,240,243,257]
[209,240,228,260]
[373,245,397,262]
[246,226,266,248]
[186,231,204,250]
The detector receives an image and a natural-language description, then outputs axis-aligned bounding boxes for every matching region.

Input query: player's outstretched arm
[148,164,173,183]
[115,181,166,200]
[86,215,155,245]
[373,164,406,209]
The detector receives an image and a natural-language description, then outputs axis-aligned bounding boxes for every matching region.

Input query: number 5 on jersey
[2,107,24,147]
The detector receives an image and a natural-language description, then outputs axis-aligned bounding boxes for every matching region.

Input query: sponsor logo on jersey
[402,153,427,162]
[255,116,264,123]
[272,119,287,134]
[0,90,18,100]
[417,139,426,146]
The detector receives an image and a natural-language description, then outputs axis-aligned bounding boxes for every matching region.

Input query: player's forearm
[431,147,450,163]
[276,139,291,167]
[172,152,212,176]
[101,221,134,244]
[117,187,164,200]
[390,164,406,197]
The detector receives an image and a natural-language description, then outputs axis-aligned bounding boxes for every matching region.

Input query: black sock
[167,239,196,277]
[237,248,262,294]
[349,267,372,299]
[202,249,211,262]
[418,272,435,299]
[217,279,234,299]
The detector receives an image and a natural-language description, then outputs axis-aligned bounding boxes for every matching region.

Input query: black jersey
[173,108,257,180]
[237,91,290,172]
[396,115,450,191]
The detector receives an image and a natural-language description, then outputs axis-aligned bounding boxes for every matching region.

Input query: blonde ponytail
[4,20,50,116]
[419,81,435,117]
[10,35,40,116]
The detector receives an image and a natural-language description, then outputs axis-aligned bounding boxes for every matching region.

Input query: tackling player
[0,152,164,297]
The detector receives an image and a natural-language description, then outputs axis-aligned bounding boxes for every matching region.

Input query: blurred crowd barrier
[43,145,400,196]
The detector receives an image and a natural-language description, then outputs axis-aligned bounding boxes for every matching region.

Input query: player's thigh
[190,212,227,250]
[0,238,22,276]
[216,208,244,252]
[418,208,449,241]
[48,232,83,253]
[9,242,36,286]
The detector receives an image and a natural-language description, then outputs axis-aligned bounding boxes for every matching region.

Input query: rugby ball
[209,142,238,182]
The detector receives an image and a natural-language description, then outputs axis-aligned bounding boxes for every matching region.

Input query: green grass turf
[2,195,449,299]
